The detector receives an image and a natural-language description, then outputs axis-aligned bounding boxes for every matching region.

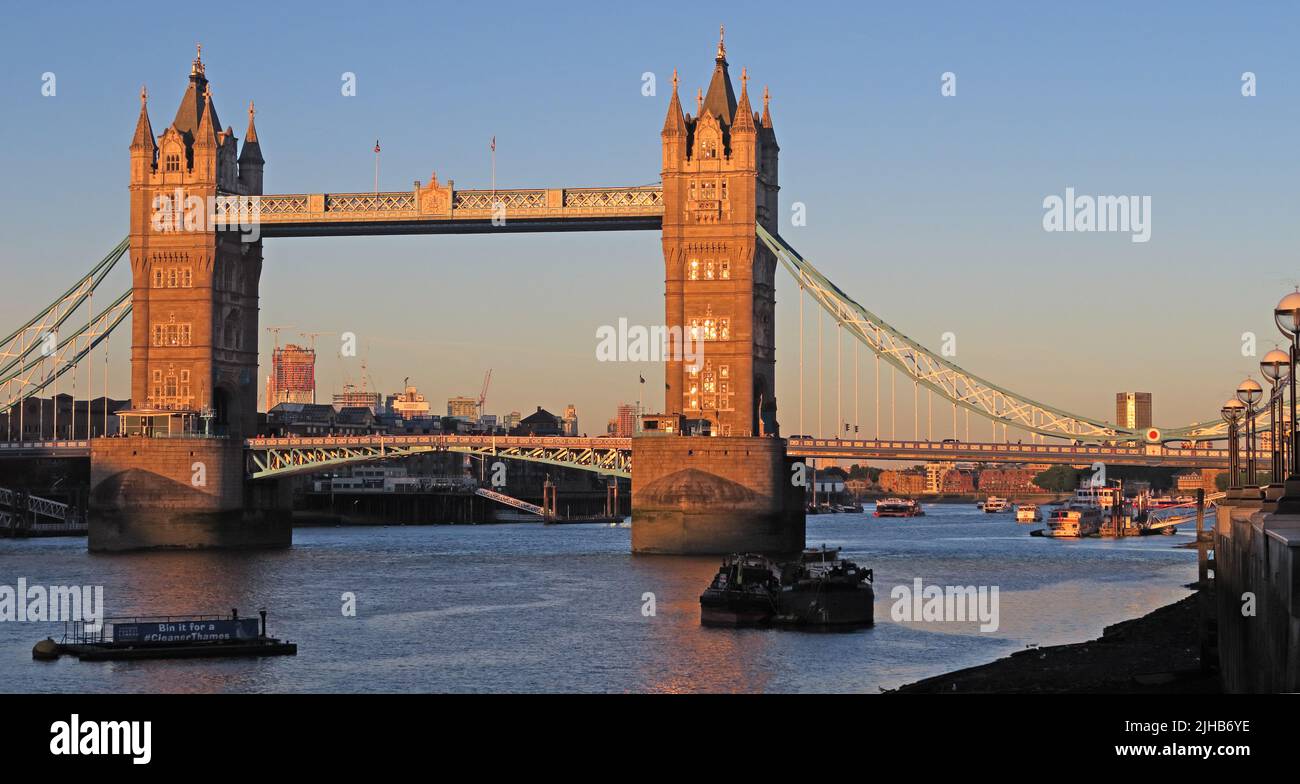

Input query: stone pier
[631,435,805,555]
[89,436,290,552]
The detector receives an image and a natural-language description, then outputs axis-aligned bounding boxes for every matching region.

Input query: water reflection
[2,507,1196,693]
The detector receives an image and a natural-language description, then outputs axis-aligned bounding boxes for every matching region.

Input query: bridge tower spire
[660,32,780,437]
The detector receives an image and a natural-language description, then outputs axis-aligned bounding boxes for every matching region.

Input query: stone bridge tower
[90,48,287,552]
[632,31,802,555]
[127,46,263,438]
[660,27,780,437]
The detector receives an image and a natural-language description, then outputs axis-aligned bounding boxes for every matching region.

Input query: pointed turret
[195,83,220,148]
[239,100,265,194]
[662,70,688,172]
[662,70,687,137]
[130,86,158,183]
[130,86,157,153]
[760,85,774,130]
[240,101,264,163]
[700,25,737,125]
[732,68,756,133]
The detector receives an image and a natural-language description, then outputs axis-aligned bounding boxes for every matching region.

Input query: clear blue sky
[1,1,1297,435]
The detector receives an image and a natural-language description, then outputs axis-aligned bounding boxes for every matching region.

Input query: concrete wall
[1214,504,1300,692]
[89,436,290,551]
[631,435,804,554]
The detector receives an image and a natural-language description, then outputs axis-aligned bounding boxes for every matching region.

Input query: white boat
[1015,503,1041,523]
[1072,485,1122,512]
[983,496,1011,513]
[1043,504,1102,538]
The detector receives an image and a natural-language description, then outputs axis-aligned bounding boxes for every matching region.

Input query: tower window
[720,260,730,279]
[688,258,699,281]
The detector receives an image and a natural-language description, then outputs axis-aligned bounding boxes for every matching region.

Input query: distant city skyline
[3,2,1299,437]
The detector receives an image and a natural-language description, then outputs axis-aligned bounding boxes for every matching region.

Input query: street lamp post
[1261,348,1290,484]
[1222,398,1246,491]
[1275,292,1300,513]
[1237,378,1263,489]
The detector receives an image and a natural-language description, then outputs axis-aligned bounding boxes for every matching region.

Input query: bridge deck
[232,186,665,237]
[785,438,1231,468]
[0,435,1236,470]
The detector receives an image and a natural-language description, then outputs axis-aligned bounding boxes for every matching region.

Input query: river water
[1,505,1197,693]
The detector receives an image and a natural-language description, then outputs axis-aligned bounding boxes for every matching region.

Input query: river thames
[2,505,1197,693]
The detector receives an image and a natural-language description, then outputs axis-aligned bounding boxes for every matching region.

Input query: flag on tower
[490,136,496,152]
[374,139,381,154]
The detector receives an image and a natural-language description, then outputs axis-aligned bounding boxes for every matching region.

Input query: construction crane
[265,325,293,350]
[299,331,335,353]
[478,369,492,420]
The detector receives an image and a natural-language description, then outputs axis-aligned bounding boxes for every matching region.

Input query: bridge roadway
[0,434,1234,471]
[784,437,1229,468]
[236,186,665,237]
[240,434,1237,473]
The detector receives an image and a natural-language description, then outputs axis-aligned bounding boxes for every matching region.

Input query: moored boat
[699,553,782,626]
[699,548,875,628]
[1043,504,1102,538]
[873,498,924,517]
[774,546,875,627]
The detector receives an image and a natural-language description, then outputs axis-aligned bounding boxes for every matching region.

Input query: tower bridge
[0,33,1253,552]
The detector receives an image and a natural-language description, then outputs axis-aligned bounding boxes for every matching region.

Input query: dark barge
[33,609,297,662]
[700,547,875,629]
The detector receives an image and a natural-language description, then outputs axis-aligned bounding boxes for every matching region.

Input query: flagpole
[490,136,496,201]
[373,139,380,194]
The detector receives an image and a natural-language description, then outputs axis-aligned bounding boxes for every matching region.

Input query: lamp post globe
[1237,379,1264,487]
[1236,378,1263,407]
[1274,292,1300,340]
[1276,292,1300,512]
[1261,349,1290,382]
[1221,398,1245,423]
[1262,349,1291,483]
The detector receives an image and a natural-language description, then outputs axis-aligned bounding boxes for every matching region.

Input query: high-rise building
[562,404,578,436]
[614,403,637,438]
[267,344,316,407]
[447,396,478,421]
[1116,392,1153,430]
